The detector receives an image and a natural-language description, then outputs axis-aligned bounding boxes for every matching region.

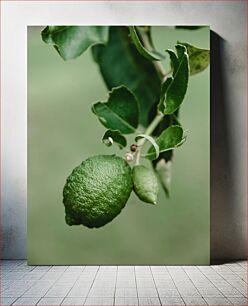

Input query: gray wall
[1,1,247,261]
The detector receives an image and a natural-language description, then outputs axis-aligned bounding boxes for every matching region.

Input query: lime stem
[135,112,164,165]
[138,27,168,80]
[134,28,170,165]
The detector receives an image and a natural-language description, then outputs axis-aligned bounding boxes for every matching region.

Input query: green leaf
[166,50,178,74]
[146,126,184,160]
[41,26,109,60]
[158,45,189,114]
[155,159,172,198]
[148,102,180,197]
[135,134,159,159]
[91,26,161,126]
[178,41,210,75]
[148,105,180,164]
[175,26,206,30]
[102,130,127,149]
[92,86,139,134]
[128,26,164,61]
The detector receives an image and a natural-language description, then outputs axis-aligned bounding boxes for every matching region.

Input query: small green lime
[63,155,133,228]
[132,165,159,205]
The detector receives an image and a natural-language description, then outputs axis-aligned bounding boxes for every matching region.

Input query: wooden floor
[1,260,247,305]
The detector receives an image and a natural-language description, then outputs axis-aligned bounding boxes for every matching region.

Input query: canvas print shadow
[210,31,241,263]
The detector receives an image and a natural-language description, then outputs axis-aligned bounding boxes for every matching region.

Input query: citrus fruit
[63,154,133,228]
[132,165,159,205]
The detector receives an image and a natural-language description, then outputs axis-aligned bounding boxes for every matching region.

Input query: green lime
[63,155,133,228]
[132,165,159,205]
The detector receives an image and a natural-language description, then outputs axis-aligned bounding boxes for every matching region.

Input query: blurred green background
[28,26,210,265]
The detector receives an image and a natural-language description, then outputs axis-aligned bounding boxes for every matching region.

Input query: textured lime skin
[133,165,159,205]
[63,155,133,228]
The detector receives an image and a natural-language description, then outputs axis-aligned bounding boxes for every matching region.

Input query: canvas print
[28,26,210,264]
